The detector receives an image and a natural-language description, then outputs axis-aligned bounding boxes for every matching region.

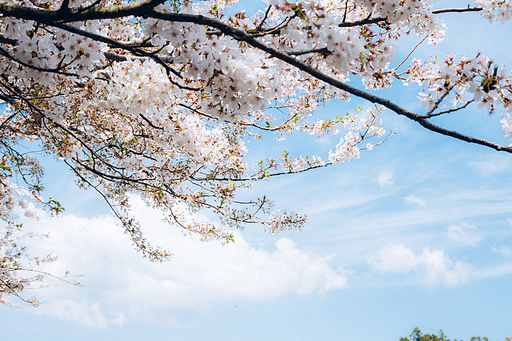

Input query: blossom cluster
[0,177,40,220]
[475,0,512,23]
[355,0,438,34]
[407,53,512,138]
[329,107,386,163]
[0,160,62,306]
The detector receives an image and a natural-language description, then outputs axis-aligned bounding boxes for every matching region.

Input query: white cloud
[405,195,426,206]
[367,244,472,287]
[367,244,419,273]
[35,300,110,329]
[467,156,511,177]
[19,196,348,327]
[446,223,481,247]
[472,262,512,280]
[491,245,512,257]
[378,170,394,187]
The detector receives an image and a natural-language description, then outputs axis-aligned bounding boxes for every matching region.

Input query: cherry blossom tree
[1,0,512,305]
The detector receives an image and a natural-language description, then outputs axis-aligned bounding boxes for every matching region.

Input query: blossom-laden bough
[1,0,512,305]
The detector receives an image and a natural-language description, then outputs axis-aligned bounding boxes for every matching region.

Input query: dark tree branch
[432,6,483,14]
[338,6,483,27]
[103,51,172,64]
[425,85,456,116]
[287,47,331,57]
[58,0,70,13]
[256,5,272,31]
[0,35,17,45]
[339,16,388,27]
[0,112,18,130]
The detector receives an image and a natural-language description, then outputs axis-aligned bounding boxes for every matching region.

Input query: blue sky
[2,1,512,340]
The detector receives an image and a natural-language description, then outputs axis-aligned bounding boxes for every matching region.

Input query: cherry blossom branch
[163,14,510,153]
[4,83,130,176]
[256,5,272,31]
[337,7,483,27]
[247,15,295,37]
[0,113,17,131]
[179,102,299,132]
[63,159,172,260]
[0,45,78,77]
[1,3,508,153]
[0,2,485,25]
[103,51,173,64]
[70,153,255,223]
[51,22,186,81]
[0,36,17,45]
[287,47,332,57]
[12,267,82,287]
[432,6,483,14]
[424,85,456,116]
[338,16,388,27]
[421,100,475,119]
[393,35,428,72]
[0,277,38,306]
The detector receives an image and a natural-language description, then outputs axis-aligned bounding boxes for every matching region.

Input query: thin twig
[421,100,475,119]
[393,35,427,72]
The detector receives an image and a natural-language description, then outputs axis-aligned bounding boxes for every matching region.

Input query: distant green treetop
[400,328,512,341]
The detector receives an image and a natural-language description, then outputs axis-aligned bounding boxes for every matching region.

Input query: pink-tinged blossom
[501,114,512,139]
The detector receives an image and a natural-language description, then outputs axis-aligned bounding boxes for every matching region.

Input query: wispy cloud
[446,223,481,247]
[405,195,426,206]
[467,155,512,177]
[34,301,110,329]
[472,262,512,280]
[378,170,394,187]
[491,245,512,258]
